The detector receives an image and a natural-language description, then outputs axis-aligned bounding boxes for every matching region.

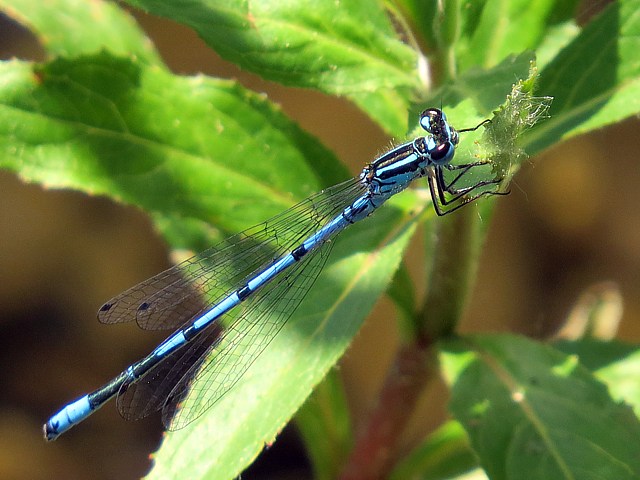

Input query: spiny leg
[428,166,508,216]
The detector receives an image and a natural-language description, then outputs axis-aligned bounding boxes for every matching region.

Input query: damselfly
[44,108,505,440]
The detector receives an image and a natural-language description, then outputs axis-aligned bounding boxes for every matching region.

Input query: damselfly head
[419,108,459,165]
[419,108,459,146]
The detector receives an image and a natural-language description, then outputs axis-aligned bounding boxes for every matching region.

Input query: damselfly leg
[428,161,508,216]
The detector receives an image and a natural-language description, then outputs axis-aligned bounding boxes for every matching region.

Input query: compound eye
[419,108,444,133]
[430,142,454,164]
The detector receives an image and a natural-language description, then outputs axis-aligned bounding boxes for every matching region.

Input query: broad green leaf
[124,0,421,136]
[456,0,578,72]
[0,54,346,239]
[527,0,640,153]
[147,196,419,480]
[0,0,161,64]
[390,420,482,480]
[295,370,353,480]
[554,340,640,417]
[441,334,640,480]
[535,21,581,69]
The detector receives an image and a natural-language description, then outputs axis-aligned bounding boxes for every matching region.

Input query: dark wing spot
[99,303,113,312]
[138,302,150,311]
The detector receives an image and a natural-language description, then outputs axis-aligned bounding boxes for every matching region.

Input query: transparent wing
[98,178,366,330]
[116,239,332,428]
[107,178,368,424]
[164,242,333,430]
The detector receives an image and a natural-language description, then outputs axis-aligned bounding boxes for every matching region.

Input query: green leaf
[0,54,346,238]
[527,0,640,152]
[124,0,421,136]
[441,334,640,480]
[0,0,162,64]
[295,370,353,480]
[535,20,581,69]
[390,420,481,480]
[456,0,580,72]
[554,340,640,418]
[147,198,419,480]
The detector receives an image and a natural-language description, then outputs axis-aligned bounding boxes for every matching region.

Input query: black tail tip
[43,422,58,442]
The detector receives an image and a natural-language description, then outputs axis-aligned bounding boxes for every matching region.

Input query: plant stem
[338,207,482,479]
[419,205,482,340]
[338,339,434,480]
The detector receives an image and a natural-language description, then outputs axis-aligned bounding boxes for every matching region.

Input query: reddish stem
[338,337,436,480]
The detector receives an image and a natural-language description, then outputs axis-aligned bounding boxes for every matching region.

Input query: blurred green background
[1,7,639,480]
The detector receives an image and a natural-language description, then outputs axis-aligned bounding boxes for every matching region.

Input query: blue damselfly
[44,108,504,440]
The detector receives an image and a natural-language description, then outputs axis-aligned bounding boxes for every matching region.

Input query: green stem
[338,208,484,479]
[434,0,460,80]
[419,206,482,340]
